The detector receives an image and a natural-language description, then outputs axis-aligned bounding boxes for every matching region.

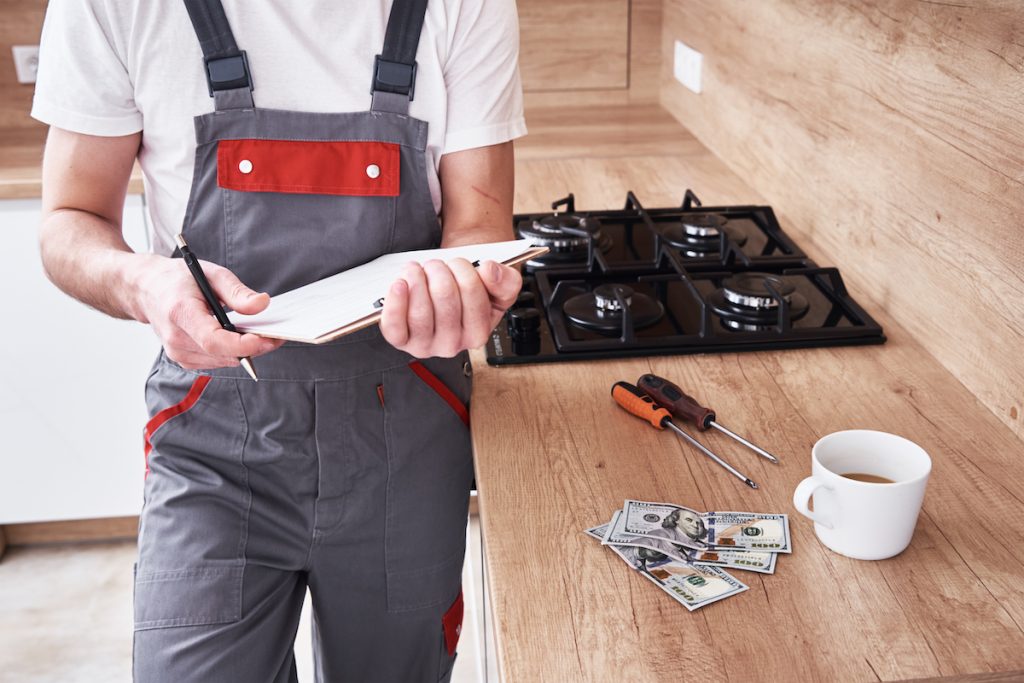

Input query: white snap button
[238,159,253,174]
[366,164,381,179]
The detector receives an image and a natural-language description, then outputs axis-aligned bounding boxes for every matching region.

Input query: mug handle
[792,477,834,530]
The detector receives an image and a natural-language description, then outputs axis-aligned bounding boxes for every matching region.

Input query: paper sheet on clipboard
[227,239,548,344]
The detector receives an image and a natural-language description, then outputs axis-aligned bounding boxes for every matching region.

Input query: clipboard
[228,240,549,344]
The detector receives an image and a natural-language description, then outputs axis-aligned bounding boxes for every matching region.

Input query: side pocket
[134,564,243,630]
[143,374,212,477]
[407,360,469,427]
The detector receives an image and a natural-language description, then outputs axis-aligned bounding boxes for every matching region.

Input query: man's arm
[39,127,282,369]
[379,141,522,358]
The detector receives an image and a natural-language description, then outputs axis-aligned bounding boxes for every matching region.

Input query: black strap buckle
[371,55,417,100]
[204,51,253,96]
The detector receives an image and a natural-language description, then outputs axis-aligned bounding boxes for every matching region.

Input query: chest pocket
[213,138,401,296]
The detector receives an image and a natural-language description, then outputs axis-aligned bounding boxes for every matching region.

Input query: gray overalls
[134,1,472,680]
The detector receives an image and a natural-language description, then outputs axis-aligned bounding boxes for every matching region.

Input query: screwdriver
[611,381,759,489]
[637,374,780,464]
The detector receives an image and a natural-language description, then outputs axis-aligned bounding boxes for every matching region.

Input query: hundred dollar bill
[585,520,748,610]
[703,511,792,553]
[621,500,792,553]
[596,511,777,574]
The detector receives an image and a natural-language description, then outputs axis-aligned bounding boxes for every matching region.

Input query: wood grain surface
[470,106,1024,681]
[517,0,629,92]
[659,0,1024,440]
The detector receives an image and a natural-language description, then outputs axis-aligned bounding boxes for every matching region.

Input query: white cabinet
[0,196,159,523]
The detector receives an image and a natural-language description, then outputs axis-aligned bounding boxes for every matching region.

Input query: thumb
[204,263,270,314]
[480,260,523,309]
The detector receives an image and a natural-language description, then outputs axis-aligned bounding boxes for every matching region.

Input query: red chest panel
[217,139,400,196]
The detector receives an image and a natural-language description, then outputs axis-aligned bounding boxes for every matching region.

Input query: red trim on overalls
[407,361,469,428]
[217,139,400,196]
[143,375,212,477]
[442,590,464,657]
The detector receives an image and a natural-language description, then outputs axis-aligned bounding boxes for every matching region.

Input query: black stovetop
[486,190,885,366]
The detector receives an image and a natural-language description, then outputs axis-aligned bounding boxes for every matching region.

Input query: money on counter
[585,500,792,611]
[602,509,777,574]
[585,522,748,611]
[621,499,792,553]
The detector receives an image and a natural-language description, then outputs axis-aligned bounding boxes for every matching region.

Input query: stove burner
[563,284,665,334]
[659,214,747,257]
[682,213,727,237]
[723,273,796,309]
[709,273,809,330]
[518,214,612,253]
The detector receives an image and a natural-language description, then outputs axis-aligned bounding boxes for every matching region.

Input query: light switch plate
[12,45,40,84]
[673,40,702,94]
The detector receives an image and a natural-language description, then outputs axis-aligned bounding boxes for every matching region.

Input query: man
[33,1,525,680]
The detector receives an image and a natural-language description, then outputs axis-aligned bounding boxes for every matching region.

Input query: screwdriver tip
[746,479,759,489]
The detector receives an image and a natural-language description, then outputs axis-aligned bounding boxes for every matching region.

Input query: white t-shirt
[32,0,527,256]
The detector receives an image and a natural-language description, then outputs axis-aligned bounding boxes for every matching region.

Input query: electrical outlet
[12,45,40,84]
[673,40,702,94]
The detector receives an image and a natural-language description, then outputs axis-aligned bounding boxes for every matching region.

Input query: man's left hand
[380,258,522,358]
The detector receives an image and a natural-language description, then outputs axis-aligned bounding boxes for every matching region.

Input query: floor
[0,515,494,682]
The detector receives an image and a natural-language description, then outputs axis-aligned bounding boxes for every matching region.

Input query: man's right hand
[128,255,283,370]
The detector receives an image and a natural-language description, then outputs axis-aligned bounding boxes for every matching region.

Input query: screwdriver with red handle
[611,381,759,489]
[637,374,780,464]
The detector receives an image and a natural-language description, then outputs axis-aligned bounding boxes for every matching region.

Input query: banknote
[621,500,792,553]
[619,500,713,549]
[595,512,777,574]
[703,511,792,553]
[601,539,748,611]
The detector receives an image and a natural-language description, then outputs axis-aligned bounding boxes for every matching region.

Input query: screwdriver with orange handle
[637,374,780,464]
[611,381,759,489]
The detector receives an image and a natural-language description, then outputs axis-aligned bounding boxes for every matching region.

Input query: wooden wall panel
[659,0,1024,438]
[0,0,46,132]
[518,0,629,92]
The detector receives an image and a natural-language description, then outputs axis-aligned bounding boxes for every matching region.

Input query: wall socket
[12,45,40,84]
[673,40,703,94]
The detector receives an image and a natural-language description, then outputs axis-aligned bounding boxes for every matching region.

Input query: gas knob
[514,290,536,309]
[507,307,541,338]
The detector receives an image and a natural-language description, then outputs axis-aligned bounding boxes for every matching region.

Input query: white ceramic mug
[792,430,931,560]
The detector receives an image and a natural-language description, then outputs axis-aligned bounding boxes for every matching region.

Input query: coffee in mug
[792,430,931,560]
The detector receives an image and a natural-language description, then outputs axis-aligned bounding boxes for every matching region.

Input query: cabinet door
[0,196,159,523]
[518,0,629,91]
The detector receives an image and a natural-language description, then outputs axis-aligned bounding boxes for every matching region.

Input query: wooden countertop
[470,104,1024,681]
[0,129,143,199]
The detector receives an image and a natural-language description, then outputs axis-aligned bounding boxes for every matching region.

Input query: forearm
[440,222,514,248]
[39,208,151,321]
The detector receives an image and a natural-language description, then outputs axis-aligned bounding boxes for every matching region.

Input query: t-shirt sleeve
[31,0,142,136]
[441,0,527,155]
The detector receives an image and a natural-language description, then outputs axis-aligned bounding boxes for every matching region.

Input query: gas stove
[486,190,885,365]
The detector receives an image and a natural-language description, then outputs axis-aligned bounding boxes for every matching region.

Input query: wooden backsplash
[0,0,45,133]
[660,0,1024,438]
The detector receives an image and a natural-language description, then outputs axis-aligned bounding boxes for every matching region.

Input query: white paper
[228,239,538,342]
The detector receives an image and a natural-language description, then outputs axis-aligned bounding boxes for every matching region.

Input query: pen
[174,234,259,382]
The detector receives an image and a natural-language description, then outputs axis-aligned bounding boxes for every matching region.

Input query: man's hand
[379,258,521,358]
[127,255,284,369]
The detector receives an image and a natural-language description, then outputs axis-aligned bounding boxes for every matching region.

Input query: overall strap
[371,0,429,115]
[183,0,254,111]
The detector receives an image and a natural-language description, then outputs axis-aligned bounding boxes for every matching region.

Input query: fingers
[479,261,522,311]
[403,263,434,356]
[449,258,493,349]
[204,262,271,314]
[423,260,462,357]
[379,278,410,349]
[170,297,279,360]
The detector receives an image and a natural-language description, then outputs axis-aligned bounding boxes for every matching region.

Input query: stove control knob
[508,307,541,338]
[514,290,536,309]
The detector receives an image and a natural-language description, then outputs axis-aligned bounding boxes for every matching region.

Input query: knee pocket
[133,564,244,630]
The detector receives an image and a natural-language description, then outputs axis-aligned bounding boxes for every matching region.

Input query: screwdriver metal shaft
[708,422,780,464]
[664,420,759,489]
